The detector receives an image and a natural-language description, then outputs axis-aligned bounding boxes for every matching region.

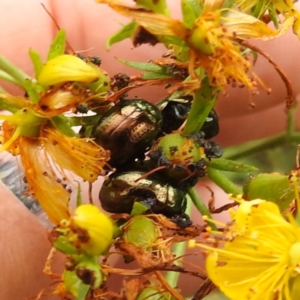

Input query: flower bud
[123,216,159,249]
[243,173,294,212]
[38,55,99,86]
[68,204,114,256]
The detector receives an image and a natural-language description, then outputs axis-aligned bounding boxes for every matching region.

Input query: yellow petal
[222,10,293,40]
[97,0,187,39]
[19,137,70,224]
[38,55,99,86]
[41,127,109,182]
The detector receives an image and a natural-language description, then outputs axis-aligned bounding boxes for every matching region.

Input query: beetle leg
[170,213,192,228]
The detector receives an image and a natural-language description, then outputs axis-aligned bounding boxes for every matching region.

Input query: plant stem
[207,168,243,196]
[188,186,217,230]
[223,133,286,160]
[164,196,192,288]
[183,77,219,134]
[207,168,242,196]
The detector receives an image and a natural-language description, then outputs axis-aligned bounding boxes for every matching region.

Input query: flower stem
[164,196,192,287]
[188,186,217,230]
[207,168,242,196]
[182,77,219,135]
[223,133,286,160]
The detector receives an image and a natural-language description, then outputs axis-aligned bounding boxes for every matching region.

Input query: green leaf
[181,0,202,29]
[29,49,43,78]
[136,0,170,15]
[208,158,259,173]
[47,29,66,61]
[106,21,138,49]
[118,59,168,74]
[142,72,170,80]
[160,35,187,47]
[51,115,76,137]
[243,173,295,212]
[0,55,29,88]
[68,114,101,127]
[23,79,45,103]
[0,70,20,86]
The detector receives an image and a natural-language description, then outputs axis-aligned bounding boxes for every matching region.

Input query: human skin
[0,0,300,299]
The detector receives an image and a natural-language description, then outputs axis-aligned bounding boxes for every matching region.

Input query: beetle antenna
[134,166,167,182]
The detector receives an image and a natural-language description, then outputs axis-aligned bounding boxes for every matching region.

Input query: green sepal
[207,158,259,173]
[243,173,295,212]
[75,254,105,289]
[181,0,202,29]
[106,21,138,49]
[76,284,90,300]
[53,235,79,255]
[136,0,170,15]
[131,202,149,216]
[29,49,43,78]
[62,270,90,300]
[47,29,66,61]
[23,79,45,103]
[51,115,77,137]
[160,35,188,47]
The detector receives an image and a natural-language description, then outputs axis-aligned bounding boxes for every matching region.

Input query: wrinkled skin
[1,0,300,298]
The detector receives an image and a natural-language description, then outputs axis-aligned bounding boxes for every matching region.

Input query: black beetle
[157,96,219,140]
[90,99,162,168]
[99,170,192,228]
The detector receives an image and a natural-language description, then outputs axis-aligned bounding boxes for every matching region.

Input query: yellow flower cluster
[190,200,300,300]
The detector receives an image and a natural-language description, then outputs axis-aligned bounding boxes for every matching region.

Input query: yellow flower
[0,92,110,224]
[190,200,300,300]
[235,0,300,38]
[64,204,114,256]
[97,0,294,92]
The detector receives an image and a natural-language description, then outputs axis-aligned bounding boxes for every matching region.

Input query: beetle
[99,170,192,228]
[90,99,162,168]
[157,96,219,139]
